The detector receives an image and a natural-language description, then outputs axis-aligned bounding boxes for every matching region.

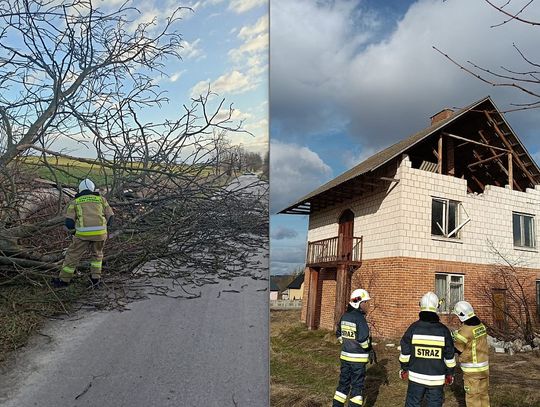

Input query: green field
[19,156,217,187]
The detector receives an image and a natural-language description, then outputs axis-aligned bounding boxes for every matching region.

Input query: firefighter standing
[399,292,456,407]
[52,179,114,288]
[333,288,375,407]
[452,301,490,407]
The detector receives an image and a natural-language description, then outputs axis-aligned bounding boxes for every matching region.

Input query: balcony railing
[306,235,363,267]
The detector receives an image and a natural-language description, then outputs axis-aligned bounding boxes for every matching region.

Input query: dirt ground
[270,310,540,407]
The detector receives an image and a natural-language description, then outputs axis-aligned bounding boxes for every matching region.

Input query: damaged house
[279,96,540,338]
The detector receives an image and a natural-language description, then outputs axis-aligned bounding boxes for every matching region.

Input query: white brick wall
[307,155,540,267]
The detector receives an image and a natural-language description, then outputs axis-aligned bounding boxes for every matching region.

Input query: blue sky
[270,0,540,275]
[51,0,268,157]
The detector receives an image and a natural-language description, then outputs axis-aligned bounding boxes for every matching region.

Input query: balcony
[306,235,363,268]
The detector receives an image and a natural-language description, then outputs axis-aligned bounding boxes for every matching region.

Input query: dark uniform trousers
[405,382,443,407]
[332,360,366,406]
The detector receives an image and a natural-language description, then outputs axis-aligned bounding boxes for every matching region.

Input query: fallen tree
[0,0,268,303]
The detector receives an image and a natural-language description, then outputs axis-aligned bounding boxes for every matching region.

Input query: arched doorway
[338,209,354,261]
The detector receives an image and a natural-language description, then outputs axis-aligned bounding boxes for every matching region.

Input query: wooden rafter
[468,152,507,169]
[484,111,538,186]
[442,132,509,152]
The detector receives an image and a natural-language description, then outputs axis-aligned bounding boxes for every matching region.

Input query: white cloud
[271,0,540,149]
[270,140,332,213]
[229,0,266,14]
[169,70,186,82]
[181,39,204,60]
[271,226,298,240]
[190,70,257,98]
[238,15,268,40]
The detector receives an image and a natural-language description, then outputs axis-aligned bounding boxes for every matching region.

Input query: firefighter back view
[452,301,490,407]
[52,179,114,288]
[399,292,456,407]
[333,288,374,407]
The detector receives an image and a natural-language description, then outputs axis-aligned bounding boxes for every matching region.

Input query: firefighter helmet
[420,291,440,313]
[453,301,476,322]
[78,178,95,193]
[350,288,370,309]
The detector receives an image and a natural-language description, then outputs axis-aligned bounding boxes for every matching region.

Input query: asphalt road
[0,274,268,407]
[0,175,269,407]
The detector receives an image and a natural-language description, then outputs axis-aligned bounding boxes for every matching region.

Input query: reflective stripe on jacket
[336,307,371,363]
[66,192,114,241]
[454,323,489,374]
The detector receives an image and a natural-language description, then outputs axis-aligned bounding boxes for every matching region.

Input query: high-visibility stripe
[408,371,445,386]
[399,353,411,363]
[90,261,103,268]
[340,351,369,363]
[461,361,489,372]
[420,306,438,312]
[445,357,457,368]
[454,332,468,344]
[76,195,102,204]
[75,229,107,237]
[333,391,347,403]
[412,334,445,346]
[75,203,84,228]
[360,339,370,349]
[77,226,107,232]
[62,266,75,274]
[349,395,363,405]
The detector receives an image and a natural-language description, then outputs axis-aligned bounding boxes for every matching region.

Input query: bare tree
[478,240,538,346]
[435,0,540,111]
[0,0,268,299]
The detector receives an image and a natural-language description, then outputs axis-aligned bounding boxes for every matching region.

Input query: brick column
[334,264,349,329]
[307,267,320,330]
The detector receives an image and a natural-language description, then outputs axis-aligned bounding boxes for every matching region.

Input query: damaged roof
[280,96,540,214]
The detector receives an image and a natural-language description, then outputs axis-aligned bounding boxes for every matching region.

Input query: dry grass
[0,280,87,363]
[271,310,540,407]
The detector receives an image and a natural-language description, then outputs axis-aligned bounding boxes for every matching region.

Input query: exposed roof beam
[468,152,507,169]
[484,111,538,186]
[442,132,509,152]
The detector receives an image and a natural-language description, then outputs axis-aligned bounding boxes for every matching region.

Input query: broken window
[435,273,464,313]
[513,212,535,248]
[431,198,470,238]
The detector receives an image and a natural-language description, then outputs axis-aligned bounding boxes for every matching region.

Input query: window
[513,212,535,248]
[435,273,464,312]
[431,198,470,238]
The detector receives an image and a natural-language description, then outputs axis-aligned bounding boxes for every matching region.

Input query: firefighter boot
[51,278,70,288]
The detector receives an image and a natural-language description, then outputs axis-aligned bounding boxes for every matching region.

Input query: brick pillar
[301,266,310,323]
[334,264,349,329]
[307,267,320,330]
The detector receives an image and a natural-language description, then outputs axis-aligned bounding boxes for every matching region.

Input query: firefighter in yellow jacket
[452,301,490,407]
[52,179,114,288]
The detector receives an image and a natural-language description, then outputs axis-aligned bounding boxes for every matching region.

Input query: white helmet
[420,292,440,313]
[78,178,95,192]
[350,288,370,309]
[453,301,476,322]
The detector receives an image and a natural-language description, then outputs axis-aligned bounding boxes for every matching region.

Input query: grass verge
[271,310,540,407]
[0,279,88,364]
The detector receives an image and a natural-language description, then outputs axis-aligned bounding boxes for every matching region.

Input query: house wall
[308,155,540,266]
[307,166,403,260]
[347,257,540,338]
[270,291,278,301]
[288,285,304,300]
[306,155,540,336]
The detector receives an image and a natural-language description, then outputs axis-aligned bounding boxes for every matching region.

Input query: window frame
[431,197,470,239]
[512,211,536,249]
[435,273,464,313]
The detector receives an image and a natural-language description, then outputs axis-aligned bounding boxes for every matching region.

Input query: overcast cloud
[271,0,540,148]
[270,140,332,213]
